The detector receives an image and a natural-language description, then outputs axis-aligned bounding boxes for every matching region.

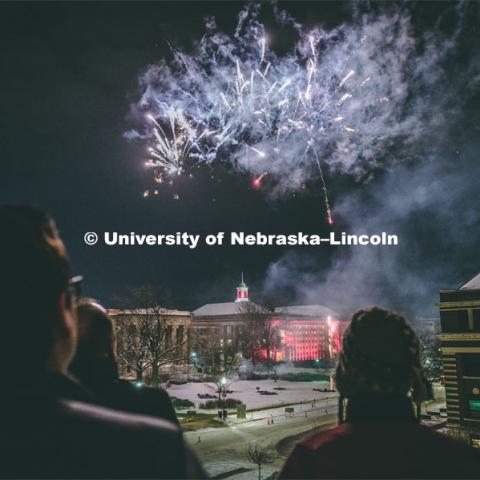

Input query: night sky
[1,1,479,316]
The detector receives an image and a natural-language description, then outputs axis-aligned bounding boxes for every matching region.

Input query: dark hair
[0,205,71,368]
[69,299,118,386]
[75,299,116,359]
[336,306,427,402]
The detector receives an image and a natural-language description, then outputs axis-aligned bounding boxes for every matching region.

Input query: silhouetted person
[0,205,204,478]
[70,299,178,424]
[280,307,480,479]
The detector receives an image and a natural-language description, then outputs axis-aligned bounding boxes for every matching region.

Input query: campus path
[185,397,447,479]
[185,398,338,479]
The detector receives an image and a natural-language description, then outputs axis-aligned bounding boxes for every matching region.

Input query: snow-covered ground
[168,379,336,410]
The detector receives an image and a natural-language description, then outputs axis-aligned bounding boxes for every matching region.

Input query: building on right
[438,271,480,447]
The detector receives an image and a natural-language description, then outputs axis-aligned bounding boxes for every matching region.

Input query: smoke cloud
[259,4,480,320]
[262,145,480,318]
[128,3,479,319]
[129,3,458,197]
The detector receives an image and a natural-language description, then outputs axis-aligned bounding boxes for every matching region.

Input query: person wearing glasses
[0,205,205,479]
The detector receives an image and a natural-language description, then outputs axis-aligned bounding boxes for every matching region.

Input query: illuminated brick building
[438,271,480,447]
[273,306,345,362]
[192,276,347,363]
[108,307,192,359]
[107,307,192,381]
[108,276,348,382]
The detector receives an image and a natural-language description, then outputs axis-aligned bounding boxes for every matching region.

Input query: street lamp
[220,377,228,417]
[189,351,198,381]
[315,358,321,380]
[191,351,198,367]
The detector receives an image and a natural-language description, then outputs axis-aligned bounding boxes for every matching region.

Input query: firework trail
[129,4,447,224]
[252,171,268,189]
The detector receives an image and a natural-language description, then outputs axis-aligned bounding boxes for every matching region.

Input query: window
[473,310,480,332]
[462,354,480,377]
[469,399,480,418]
[440,309,469,332]
[459,355,480,421]
[176,325,184,345]
[165,325,173,347]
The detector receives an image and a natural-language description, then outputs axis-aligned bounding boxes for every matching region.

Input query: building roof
[107,308,191,317]
[460,272,480,290]
[193,302,247,317]
[194,302,338,318]
[193,300,270,316]
[274,304,338,318]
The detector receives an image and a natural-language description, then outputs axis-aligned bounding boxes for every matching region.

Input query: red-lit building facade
[273,306,345,362]
[192,276,348,363]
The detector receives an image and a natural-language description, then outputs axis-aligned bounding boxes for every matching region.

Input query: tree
[247,443,273,480]
[418,330,442,382]
[114,285,187,386]
[240,302,282,373]
[193,327,241,400]
[116,321,150,383]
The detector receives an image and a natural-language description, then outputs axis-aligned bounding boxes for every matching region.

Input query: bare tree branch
[239,302,282,373]
[113,285,186,386]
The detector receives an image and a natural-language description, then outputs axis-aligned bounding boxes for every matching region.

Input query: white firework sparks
[132,4,448,223]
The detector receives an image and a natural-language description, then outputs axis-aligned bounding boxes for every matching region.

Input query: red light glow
[252,177,262,188]
[252,318,347,363]
[252,171,268,189]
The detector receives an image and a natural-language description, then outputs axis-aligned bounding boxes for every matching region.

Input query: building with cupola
[192,274,347,363]
[235,273,249,302]
[109,275,348,382]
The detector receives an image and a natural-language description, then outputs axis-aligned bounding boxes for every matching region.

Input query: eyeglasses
[68,275,83,303]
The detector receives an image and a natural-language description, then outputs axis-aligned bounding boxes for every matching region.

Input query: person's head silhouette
[336,306,427,422]
[0,205,81,376]
[70,299,118,387]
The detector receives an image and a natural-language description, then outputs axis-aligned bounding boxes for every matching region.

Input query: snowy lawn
[168,379,336,410]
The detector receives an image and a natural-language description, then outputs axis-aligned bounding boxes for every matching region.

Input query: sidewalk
[228,395,338,425]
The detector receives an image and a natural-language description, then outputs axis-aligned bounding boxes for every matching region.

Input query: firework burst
[132,4,448,224]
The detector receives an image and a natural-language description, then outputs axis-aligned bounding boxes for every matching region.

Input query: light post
[221,376,227,400]
[190,351,197,381]
[315,358,321,380]
[220,377,227,420]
